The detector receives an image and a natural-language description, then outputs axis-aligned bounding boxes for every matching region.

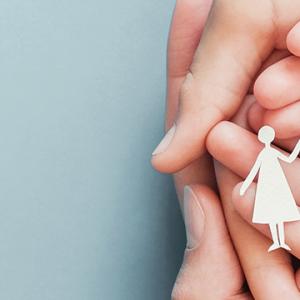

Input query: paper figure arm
[240,154,262,196]
[277,140,300,163]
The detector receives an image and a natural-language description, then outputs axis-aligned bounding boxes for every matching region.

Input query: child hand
[207,109,300,257]
[161,0,300,298]
[211,98,300,299]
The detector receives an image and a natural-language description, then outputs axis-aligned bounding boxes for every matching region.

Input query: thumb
[152,0,275,173]
[172,185,248,300]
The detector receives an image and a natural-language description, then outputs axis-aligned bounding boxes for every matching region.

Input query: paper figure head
[258,126,275,144]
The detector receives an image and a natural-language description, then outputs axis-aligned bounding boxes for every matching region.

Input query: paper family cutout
[240,125,300,252]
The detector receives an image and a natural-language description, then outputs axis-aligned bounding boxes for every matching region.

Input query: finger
[232,182,300,262]
[248,100,300,140]
[166,0,216,195]
[206,121,300,200]
[172,184,251,300]
[218,95,300,298]
[173,95,254,203]
[248,50,290,93]
[166,0,213,128]
[287,21,300,57]
[152,0,275,173]
[166,5,235,298]
[254,56,300,110]
[247,102,299,151]
[247,101,266,133]
[216,164,300,299]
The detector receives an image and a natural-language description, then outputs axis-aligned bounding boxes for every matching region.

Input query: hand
[172,185,251,300]
[215,163,300,300]
[207,119,300,257]
[161,1,249,299]
[213,99,300,299]
[206,58,300,296]
[152,0,300,174]
[161,1,300,298]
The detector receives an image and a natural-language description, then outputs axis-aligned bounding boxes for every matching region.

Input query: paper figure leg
[268,223,280,252]
[278,222,291,251]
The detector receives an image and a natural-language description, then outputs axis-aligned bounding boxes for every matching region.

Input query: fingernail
[152,124,176,155]
[183,186,205,250]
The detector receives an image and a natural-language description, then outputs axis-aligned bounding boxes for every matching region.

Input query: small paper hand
[240,182,248,196]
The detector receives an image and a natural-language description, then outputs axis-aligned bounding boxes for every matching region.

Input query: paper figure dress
[240,126,300,252]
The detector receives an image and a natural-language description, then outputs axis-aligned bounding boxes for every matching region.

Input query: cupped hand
[207,118,300,258]
[212,97,300,299]
[206,45,300,297]
[160,0,300,299]
[152,0,300,174]
[162,1,249,299]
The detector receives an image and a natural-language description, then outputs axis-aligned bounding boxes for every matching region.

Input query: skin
[161,0,300,299]
[207,121,300,260]
[167,2,250,298]
[206,116,300,299]
[212,100,300,300]
[152,0,300,174]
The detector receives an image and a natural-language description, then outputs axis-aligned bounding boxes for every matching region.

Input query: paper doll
[240,125,300,252]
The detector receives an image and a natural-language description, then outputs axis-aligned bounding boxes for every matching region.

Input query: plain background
[0,0,185,299]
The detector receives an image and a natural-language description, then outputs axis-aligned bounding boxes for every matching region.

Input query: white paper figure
[240,126,300,252]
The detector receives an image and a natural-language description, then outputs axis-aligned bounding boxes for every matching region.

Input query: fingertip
[255,56,300,110]
[253,69,281,110]
[287,21,300,57]
[151,124,179,173]
[151,152,188,174]
[253,73,272,109]
[206,121,238,157]
[247,101,291,139]
[151,120,205,173]
[151,136,210,174]
[186,185,222,225]
[153,84,228,173]
[207,121,258,171]
[172,181,241,299]
[151,155,170,173]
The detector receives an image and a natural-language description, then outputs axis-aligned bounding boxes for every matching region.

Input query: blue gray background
[0,0,185,299]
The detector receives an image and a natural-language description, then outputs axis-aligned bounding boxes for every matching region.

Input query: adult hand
[212,98,300,299]
[160,1,300,299]
[207,118,300,258]
[152,0,300,173]
[206,47,300,296]
[161,1,249,299]
[216,163,300,300]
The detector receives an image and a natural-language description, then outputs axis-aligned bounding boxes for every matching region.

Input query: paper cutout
[240,126,300,252]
